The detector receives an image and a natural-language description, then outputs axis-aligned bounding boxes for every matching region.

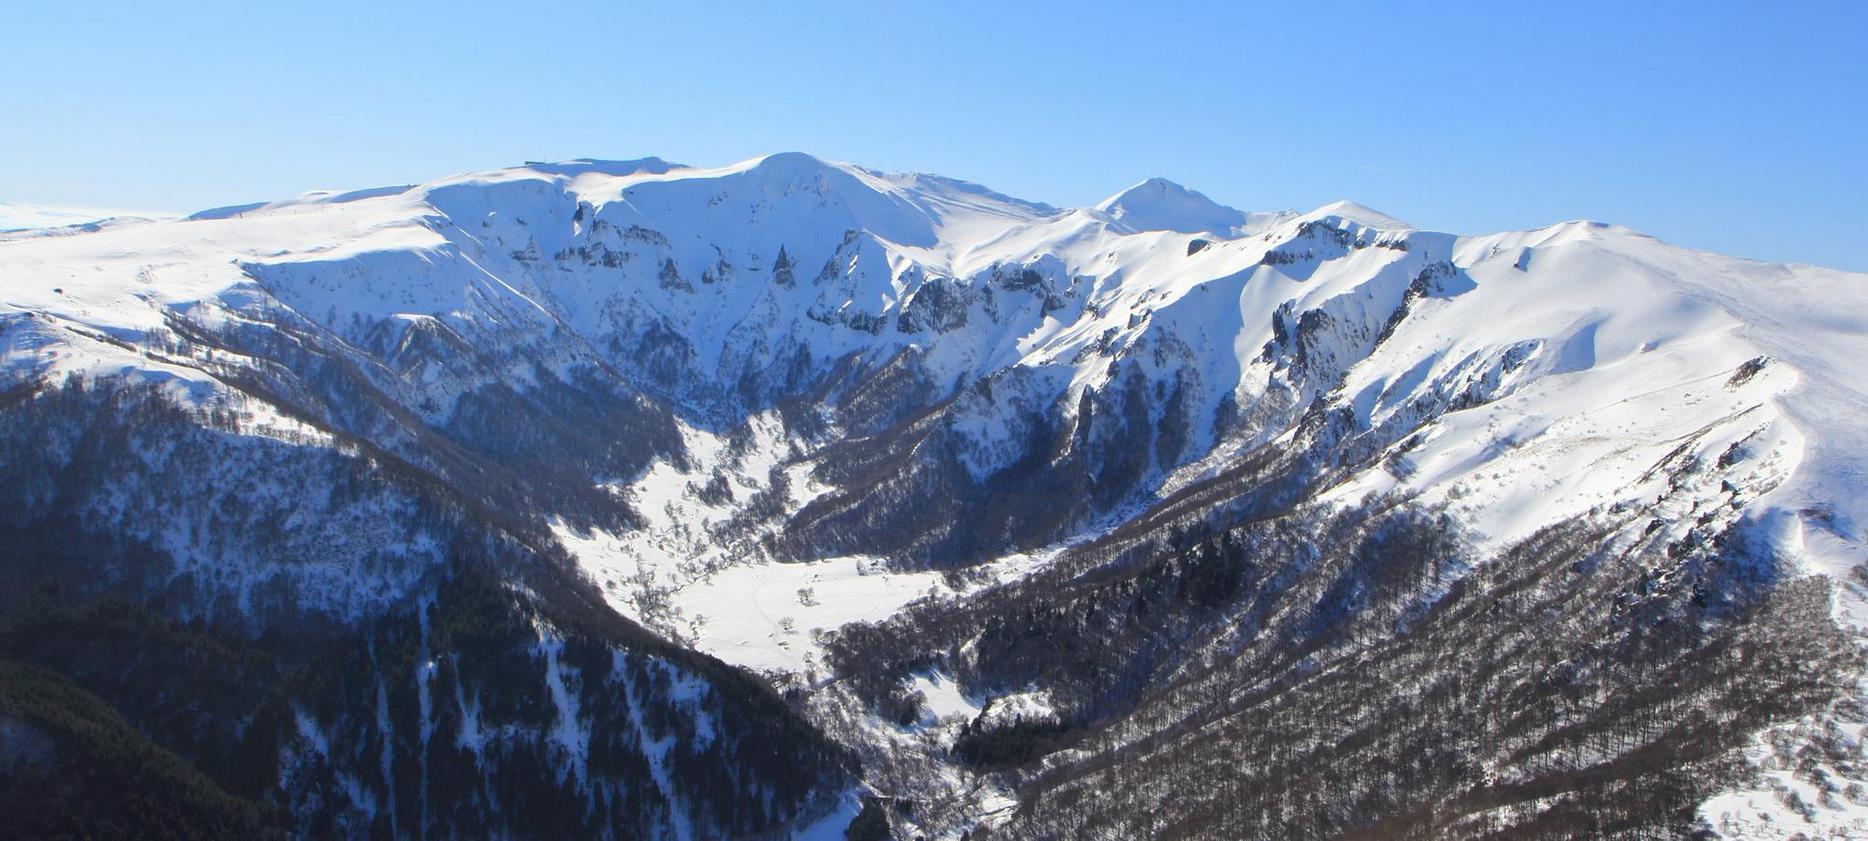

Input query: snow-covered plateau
[2,152,1864,839]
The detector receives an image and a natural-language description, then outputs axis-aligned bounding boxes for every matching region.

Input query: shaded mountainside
[0,382,848,839]
[825,497,1859,839]
[2,153,1866,838]
[0,661,277,840]
[1,565,847,840]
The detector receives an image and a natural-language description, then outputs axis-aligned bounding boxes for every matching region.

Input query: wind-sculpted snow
[3,152,1867,838]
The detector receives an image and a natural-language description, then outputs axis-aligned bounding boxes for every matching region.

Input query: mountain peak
[1297,199,1411,231]
[755,150,834,168]
[1094,177,1246,235]
[738,151,865,183]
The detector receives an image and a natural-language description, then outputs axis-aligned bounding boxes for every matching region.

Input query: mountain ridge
[6,152,1863,616]
[2,152,1865,838]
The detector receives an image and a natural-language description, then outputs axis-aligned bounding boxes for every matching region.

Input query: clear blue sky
[4,1,1864,270]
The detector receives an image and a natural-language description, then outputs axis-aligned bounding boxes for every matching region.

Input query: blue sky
[4,2,1864,269]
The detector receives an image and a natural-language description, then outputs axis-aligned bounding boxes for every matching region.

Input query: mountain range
[2,152,1865,839]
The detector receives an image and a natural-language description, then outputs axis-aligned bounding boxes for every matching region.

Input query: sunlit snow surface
[553,411,1054,675]
[5,153,1868,835]
[0,201,174,232]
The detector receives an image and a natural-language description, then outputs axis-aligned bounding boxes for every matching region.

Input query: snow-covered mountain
[0,200,172,232]
[2,152,1864,839]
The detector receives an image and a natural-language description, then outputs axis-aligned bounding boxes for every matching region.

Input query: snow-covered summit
[1093,176,1249,234]
[1295,198,1411,231]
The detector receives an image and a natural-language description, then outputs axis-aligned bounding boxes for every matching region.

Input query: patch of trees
[0,555,853,839]
[0,661,280,840]
[952,717,1073,770]
[824,491,1860,839]
[0,382,854,839]
[994,524,1856,839]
